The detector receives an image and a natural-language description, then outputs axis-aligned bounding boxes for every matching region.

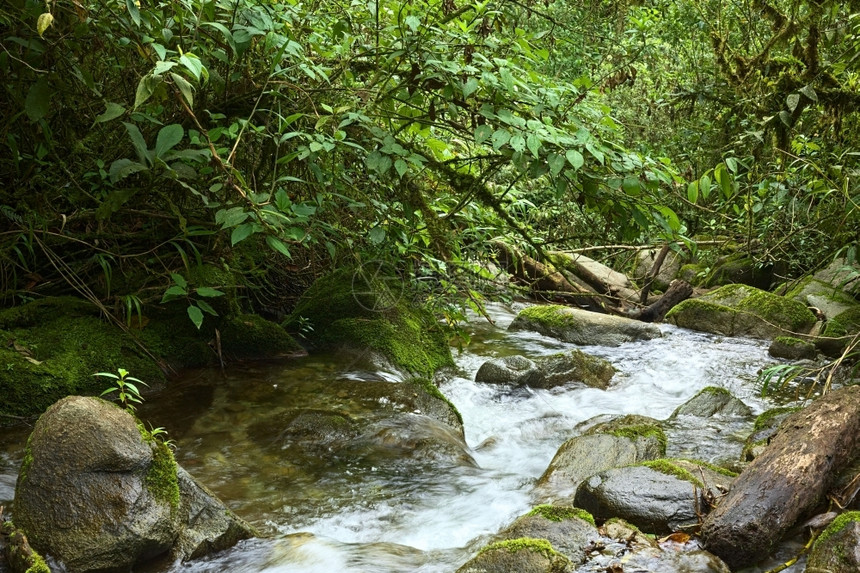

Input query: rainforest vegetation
[1,0,858,338]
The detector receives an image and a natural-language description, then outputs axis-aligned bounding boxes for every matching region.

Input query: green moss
[408,377,462,425]
[219,313,302,360]
[735,289,815,332]
[698,386,731,396]
[678,458,738,478]
[478,537,559,559]
[609,425,668,453]
[515,305,575,330]
[812,511,860,552]
[145,440,180,513]
[752,406,801,433]
[773,336,808,347]
[25,552,50,573]
[823,307,860,338]
[527,505,595,526]
[641,459,704,488]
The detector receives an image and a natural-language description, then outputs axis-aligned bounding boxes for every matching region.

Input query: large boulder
[574,459,735,535]
[813,257,860,297]
[668,386,752,419]
[806,511,860,572]
[534,415,665,502]
[508,305,662,347]
[13,396,255,572]
[665,284,816,339]
[475,351,616,390]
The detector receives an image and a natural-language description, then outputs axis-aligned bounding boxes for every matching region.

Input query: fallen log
[700,385,860,569]
[626,279,692,322]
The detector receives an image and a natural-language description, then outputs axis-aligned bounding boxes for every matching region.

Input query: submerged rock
[475,351,616,390]
[508,305,662,346]
[534,415,665,502]
[13,396,254,572]
[665,284,816,339]
[573,459,735,535]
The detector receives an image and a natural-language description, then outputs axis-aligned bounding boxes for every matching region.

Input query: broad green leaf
[687,181,699,204]
[36,13,54,37]
[187,304,204,329]
[474,124,492,145]
[25,78,52,122]
[566,149,584,170]
[786,93,800,112]
[122,122,150,165]
[108,159,147,183]
[170,73,194,107]
[699,174,712,200]
[126,0,140,26]
[526,134,541,158]
[170,273,188,288]
[499,68,514,92]
[216,206,249,228]
[197,300,218,316]
[799,84,818,102]
[134,74,162,109]
[585,143,604,164]
[725,157,738,173]
[405,15,420,31]
[153,60,177,75]
[161,285,187,302]
[394,159,408,178]
[715,164,733,198]
[509,135,525,153]
[491,129,510,150]
[622,176,640,196]
[547,153,565,176]
[155,124,183,158]
[179,53,205,82]
[778,110,792,127]
[369,226,385,245]
[195,286,225,298]
[94,102,125,124]
[462,78,479,98]
[266,235,292,259]
[231,223,255,246]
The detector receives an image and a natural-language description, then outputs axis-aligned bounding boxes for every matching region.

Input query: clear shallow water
[1,303,800,572]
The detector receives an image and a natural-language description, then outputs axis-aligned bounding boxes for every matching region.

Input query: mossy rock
[703,253,777,290]
[0,297,166,418]
[807,511,860,572]
[494,506,599,565]
[456,537,573,573]
[669,386,752,418]
[678,263,707,285]
[818,306,860,356]
[219,313,303,360]
[665,284,816,339]
[768,336,817,360]
[585,414,668,453]
[509,304,662,347]
[283,267,453,376]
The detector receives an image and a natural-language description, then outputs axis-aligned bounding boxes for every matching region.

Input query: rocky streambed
[0,302,855,572]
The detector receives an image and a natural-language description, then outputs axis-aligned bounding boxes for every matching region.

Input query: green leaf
[25,78,52,122]
[126,0,141,26]
[585,143,604,164]
[231,223,254,245]
[266,235,292,259]
[161,285,188,302]
[526,134,541,158]
[155,124,183,158]
[491,129,510,150]
[687,181,699,204]
[547,153,565,176]
[725,157,738,173]
[509,135,525,153]
[778,110,792,127]
[196,299,218,316]
[94,102,125,124]
[187,304,204,329]
[108,159,147,183]
[715,164,733,198]
[622,176,640,196]
[462,78,479,98]
[170,73,194,107]
[195,287,225,298]
[122,122,150,165]
[699,174,712,200]
[405,15,420,31]
[134,74,162,109]
[474,124,493,145]
[170,273,187,288]
[179,53,205,82]
[369,226,385,245]
[799,84,818,102]
[36,13,54,37]
[566,149,584,170]
[499,68,514,92]
[394,159,408,178]
[786,93,800,113]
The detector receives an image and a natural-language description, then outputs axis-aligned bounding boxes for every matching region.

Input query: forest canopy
[1,0,858,323]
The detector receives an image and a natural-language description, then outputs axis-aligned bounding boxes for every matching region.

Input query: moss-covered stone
[665,284,816,339]
[3,521,50,573]
[408,377,462,426]
[145,440,180,514]
[678,263,707,285]
[587,415,668,454]
[812,511,860,551]
[641,459,704,488]
[527,505,595,526]
[807,510,860,571]
[283,268,453,376]
[219,313,302,360]
[704,253,776,289]
[769,336,817,360]
[509,304,662,346]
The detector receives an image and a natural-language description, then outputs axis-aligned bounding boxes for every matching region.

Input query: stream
[0,303,808,572]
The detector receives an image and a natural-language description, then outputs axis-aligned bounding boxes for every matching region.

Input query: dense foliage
[1,0,858,323]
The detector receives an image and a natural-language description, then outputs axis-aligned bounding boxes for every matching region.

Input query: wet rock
[475,356,543,386]
[13,396,254,572]
[455,537,573,573]
[806,511,860,572]
[740,406,800,462]
[669,386,752,419]
[701,385,860,569]
[813,257,860,296]
[509,305,662,347]
[496,506,599,565]
[665,284,816,339]
[783,276,857,320]
[476,351,616,390]
[534,415,665,502]
[574,459,734,535]
[768,336,817,360]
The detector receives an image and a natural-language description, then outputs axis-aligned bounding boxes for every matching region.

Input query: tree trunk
[626,279,692,322]
[700,385,860,569]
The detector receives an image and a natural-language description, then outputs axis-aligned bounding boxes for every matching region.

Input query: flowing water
[1,303,808,572]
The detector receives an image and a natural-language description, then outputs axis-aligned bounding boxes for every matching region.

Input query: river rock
[669,386,752,419]
[767,336,817,360]
[813,257,860,296]
[496,506,600,566]
[455,537,573,573]
[701,385,860,569]
[806,511,860,572]
[509,305,662,347]
[665,284,816,339]
[574,460,734,534]
[13,396,254,572]
[534,415,665,502]
[476,351,616,390]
